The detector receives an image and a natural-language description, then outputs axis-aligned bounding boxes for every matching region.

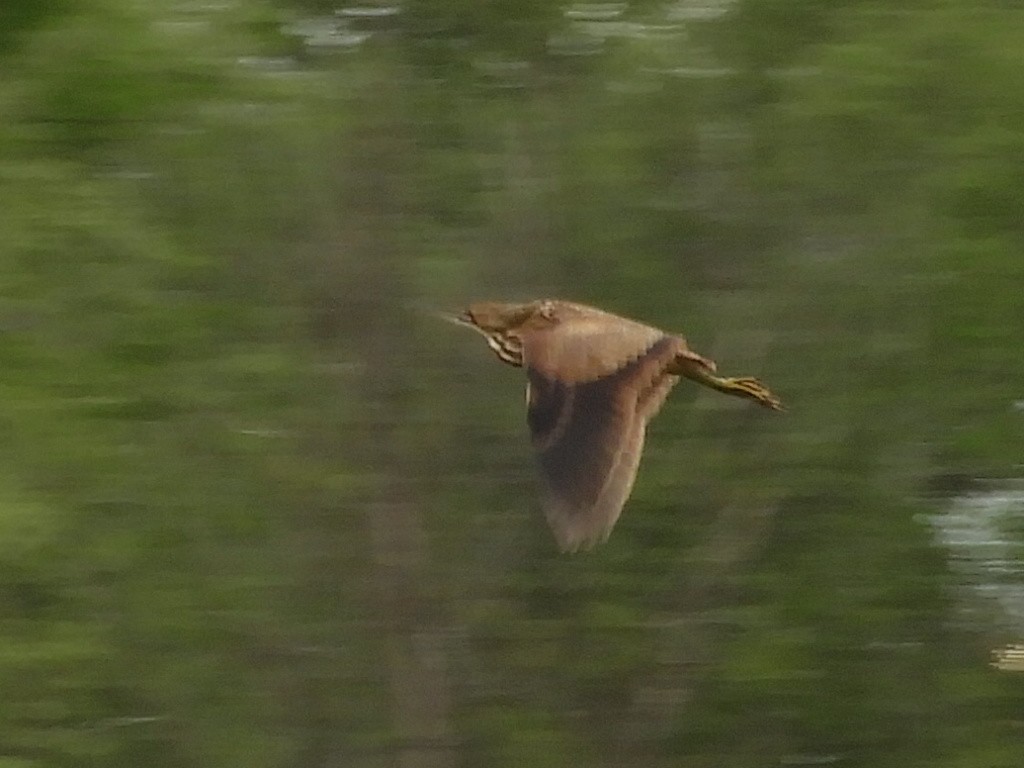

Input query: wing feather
[525,335,684,551]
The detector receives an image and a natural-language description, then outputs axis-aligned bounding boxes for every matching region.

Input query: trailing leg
[668,349,783,411]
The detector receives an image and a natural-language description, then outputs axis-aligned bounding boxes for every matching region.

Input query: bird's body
[446,299,782,552]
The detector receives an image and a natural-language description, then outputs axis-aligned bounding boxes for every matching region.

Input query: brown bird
[444,299,782,552]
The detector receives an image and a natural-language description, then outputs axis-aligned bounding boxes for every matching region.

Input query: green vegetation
[0,1,1022,766]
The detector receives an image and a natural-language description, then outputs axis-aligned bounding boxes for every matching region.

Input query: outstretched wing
[523,333,684,551]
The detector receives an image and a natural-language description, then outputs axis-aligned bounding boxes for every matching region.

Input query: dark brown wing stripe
[525,370,575,452]
[527,368,624,516]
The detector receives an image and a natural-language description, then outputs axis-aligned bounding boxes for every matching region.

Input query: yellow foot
[722,377,784,411]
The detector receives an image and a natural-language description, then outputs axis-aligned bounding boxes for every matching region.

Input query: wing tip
[544,497,618,554]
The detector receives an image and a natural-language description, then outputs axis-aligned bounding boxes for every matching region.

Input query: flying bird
[444,299,782,552]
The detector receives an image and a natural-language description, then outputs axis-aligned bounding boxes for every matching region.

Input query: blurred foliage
[0,1,1022,767]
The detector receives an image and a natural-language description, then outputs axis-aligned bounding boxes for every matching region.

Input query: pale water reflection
[928,485,1024,642]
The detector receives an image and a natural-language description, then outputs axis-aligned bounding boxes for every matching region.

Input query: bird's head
[440,300,557,367]
[440,300,556,333]
[459,301,549,333]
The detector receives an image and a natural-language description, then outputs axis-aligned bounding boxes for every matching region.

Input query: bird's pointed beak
[435,309,476,329]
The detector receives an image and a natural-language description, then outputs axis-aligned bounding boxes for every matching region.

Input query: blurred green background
[1,1,1023,766]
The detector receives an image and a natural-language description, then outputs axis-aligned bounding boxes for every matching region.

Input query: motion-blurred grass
[0,1,1022,767]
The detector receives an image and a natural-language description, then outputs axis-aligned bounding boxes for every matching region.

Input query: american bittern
[444,300,782,552]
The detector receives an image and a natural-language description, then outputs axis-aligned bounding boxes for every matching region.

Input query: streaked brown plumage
[444,299,782,552]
